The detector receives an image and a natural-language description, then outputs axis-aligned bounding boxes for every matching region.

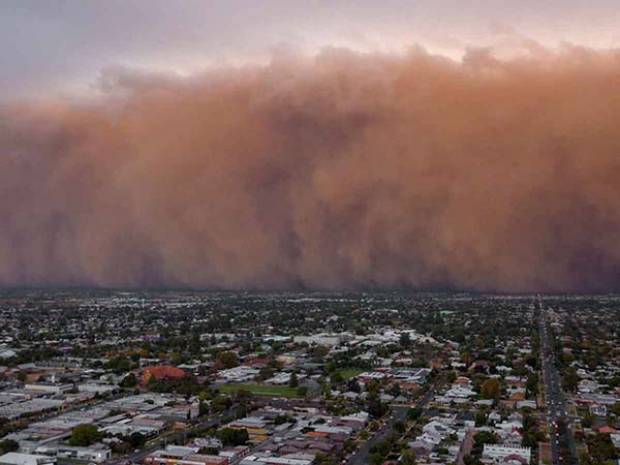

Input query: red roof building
[143,365,187,384]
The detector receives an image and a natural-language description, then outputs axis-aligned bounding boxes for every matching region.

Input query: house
[589,404,607,417]
[445,385,476,399]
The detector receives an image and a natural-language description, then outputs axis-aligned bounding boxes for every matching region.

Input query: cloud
[1,45,620,292]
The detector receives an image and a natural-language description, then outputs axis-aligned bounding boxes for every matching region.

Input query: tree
[259,366,274,381]
[581,411,594,428]
[198,400,209,417]
[407,407,422,421]
[389,383,401,397]
[586,433,616,463]
[473,431,497,446]
[368,397,388,419]
[461,351,474,366]
[120,373,137,388]
[128,432,146,448]
[330,372,344,384]
[0,439,18,454]
[111,441,132,455]
[401,449,416,465]
[211,395,232,413]
[217,428,249,446]
[369,452,384,465]
[69,424,101,446]
[348,379,361,393]
[526,373,539,397]
[563,367,579,392]
[481,378,501,399]
[106,356,131,373]
[393,420,406,434]
[216,351,239,369]
[274,415,290,425]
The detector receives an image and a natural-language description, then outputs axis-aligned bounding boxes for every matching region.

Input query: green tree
[526,373,539,397]
[198,400,209,417]
[0,439,19,454]
[473,431,497,446]
[106,356,131,373]
[128,432,146,448]
[481,378,501,399]
[119,373,138,388]
[216,351,239,369]
[587,433,616,463]
[69,424,101,446]
[407,407,422,421]
[217,428,249,446]
[563,367,579,392]
[401,449,416,465]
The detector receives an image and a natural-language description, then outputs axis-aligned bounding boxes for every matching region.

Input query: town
[0,290,617,465]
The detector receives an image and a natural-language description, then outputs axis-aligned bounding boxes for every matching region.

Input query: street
[346,385,436,465]
[538,304,578,465]
[106,407,239,465]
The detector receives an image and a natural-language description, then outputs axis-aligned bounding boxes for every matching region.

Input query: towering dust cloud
[1,46,620,292]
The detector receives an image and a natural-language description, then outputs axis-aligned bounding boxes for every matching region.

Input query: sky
[3,0,620,100]
[2,1,620,292]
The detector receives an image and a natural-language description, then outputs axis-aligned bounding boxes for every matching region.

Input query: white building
[24,384,73,394]
[482,444,531,464]
[444,385,476,399]
[217,366,260,383]
[0,453,56,465]
[57,444,112,463]
[293,334,347,347]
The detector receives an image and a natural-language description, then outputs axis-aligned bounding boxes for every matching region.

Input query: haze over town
[2,1,620,292]
[0,3,620,465]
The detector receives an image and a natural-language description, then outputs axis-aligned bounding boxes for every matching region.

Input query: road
[107,406,240,465]
[346,385,436,465]
[456,429,474,465]
[538,304,578,465]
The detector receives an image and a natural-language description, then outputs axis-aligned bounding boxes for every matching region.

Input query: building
[0,454,56,465]
[217,367,260,383]
[56,444,111,463]
[292,334,347,347]
[143,445,228,465]
[482,444,531,464]
[143,366,187,384]
[24,384,73,394]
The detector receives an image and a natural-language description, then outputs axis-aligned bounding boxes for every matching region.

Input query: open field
[335,368,365,380]
[217,383,299,398]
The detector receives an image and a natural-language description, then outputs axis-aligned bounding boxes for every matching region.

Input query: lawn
[217,383,299,398]
[335,367,364,380]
